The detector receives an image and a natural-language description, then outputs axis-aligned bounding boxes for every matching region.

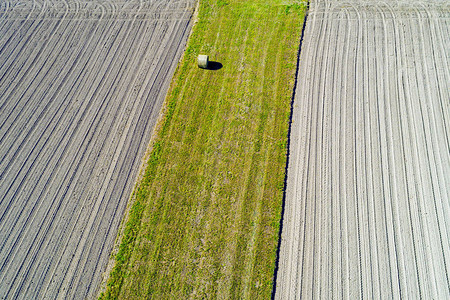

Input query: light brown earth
[276,0,449,298]
[0,0,195,298]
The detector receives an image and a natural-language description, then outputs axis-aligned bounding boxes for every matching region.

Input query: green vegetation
[100,0,306,298]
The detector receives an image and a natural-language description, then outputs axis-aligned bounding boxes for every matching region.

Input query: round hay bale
[198,55,209,69]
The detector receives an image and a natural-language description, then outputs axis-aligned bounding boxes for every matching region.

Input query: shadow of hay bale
[206,61,223,70]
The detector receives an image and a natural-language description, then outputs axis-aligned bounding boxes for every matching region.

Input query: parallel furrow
[0,0,195,298]
[275,1,450,299]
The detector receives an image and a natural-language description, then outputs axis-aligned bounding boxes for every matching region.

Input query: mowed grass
[101,0,306,298]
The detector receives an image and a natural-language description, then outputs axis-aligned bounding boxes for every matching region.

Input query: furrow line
[276,1,449,298]
[0,19,102,288]
[0,20,79,189]
[0,19,67,131]
[37,18,169,298]
[0,18,89,245]
[0,15,128,290]
[5,19,131,299]
[0,19,98,231]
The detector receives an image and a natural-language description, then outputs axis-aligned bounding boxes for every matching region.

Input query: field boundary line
[271,2,309,299]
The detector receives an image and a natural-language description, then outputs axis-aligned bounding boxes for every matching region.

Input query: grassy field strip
[101,1,306,298]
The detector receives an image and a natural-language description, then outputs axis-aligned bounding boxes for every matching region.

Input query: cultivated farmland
[276,0,450,299]
[0,0,195,298]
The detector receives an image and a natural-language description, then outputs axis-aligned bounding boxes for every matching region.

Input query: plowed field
[0,0,195,298]
[276,0,450,298]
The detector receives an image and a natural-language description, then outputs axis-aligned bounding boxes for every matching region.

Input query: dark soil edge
[271,3,310,299]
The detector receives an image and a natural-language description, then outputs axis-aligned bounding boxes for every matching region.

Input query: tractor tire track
[0,0,196,298]
[275,0,450,299]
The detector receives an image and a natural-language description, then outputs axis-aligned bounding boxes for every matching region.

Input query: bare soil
[0,0,195,298]
[276,0,450,298]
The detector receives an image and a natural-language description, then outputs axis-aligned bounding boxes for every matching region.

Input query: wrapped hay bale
[198,55,209,69]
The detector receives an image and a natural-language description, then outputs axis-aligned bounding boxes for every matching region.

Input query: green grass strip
[100,0,306,298]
